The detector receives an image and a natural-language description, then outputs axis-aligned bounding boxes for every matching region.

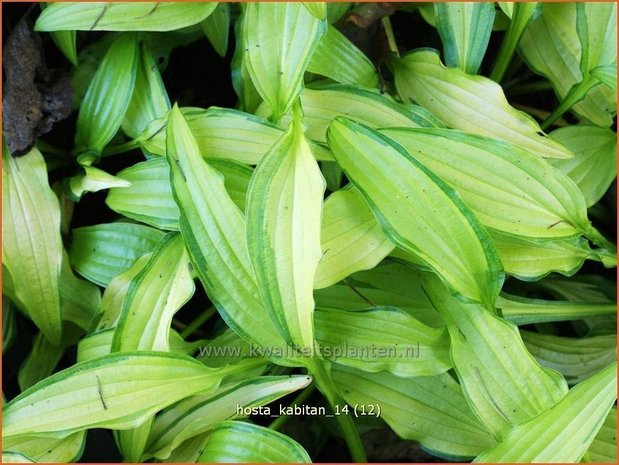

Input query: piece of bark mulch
[3,19,72,156]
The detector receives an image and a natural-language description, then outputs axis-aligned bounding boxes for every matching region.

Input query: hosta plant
[2,2,617,463]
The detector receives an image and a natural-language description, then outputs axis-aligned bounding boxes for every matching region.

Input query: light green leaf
[70,33,115,109]
[382,127,590,240]
[51,30,78,65]
[432,2,519,31]
[576,3,617,78]
[2,352,226,438]
[419,3,438,27]
[307,25,378,88]
[332,365,497,459]
[422,275,567,439]
[166,105,286,351]
[197,421,311,463]
[303,2,326,20]
[550,126,617,208]
[3,432,85,463]
[35,2,217,31]
[315,261,445,328]
[112,233,194,352]
[75,33,138,155]
[315,306,450,377]
[140,107,333,162]
[332,241,604,327]
[392,49,573,159]
[242,2,326,120]
[587,407,617,463]
[498,293,617,326]
[106,158,181,230]
[95,254,150,331]
[68,222,164,287]
[231,14,262,114]
[59,251,101,331]
[77,329,114,363]
[147,375,312,460]
[498,2,542,25]
[168,330,209,356]
[201,2,230,57]
[474,363,617,462]
[591,65,617,93]
[106,157,252,230]
[67,165,131,201]
[1,452,34,463]
[294,85,443,143]
[122,41,170,139]
[316,186,598,286]
[319,218,602,318]
[314,185,393,289]
[491,2,542,82]
[422,272,568,439]
[195,329,254,368]
[40,3,78,65]
[115,418,153,463]
[519,3,616,127]
[540,3,617,129]
[247,111,325,350]
[327,2,350,23]
[18,328,81,391]
[78,328,195,363]
[327,118,503,309]
[490,232,598,281]
[2,147,63,345]
[497,2,513,18]
[3,253,101,332]
[435,2,495,74]
[207,159,253,212]
[521,331,616,385]
[162,432,211,463]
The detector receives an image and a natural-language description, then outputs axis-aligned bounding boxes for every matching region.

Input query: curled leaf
[2,147,63,344]
[392,49,573,158]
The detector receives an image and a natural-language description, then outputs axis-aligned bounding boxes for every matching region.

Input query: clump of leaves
[2,2,617,463]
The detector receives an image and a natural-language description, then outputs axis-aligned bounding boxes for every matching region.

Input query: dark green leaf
[75,33,138,155]
[435,2,495,74]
